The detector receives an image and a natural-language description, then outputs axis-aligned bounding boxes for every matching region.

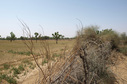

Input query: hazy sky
[0,0,127,38]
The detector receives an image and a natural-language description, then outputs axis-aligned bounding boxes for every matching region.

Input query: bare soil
[18,55,127,84]
[111,55,127,84]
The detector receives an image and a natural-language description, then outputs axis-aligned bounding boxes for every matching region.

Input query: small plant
[52,53,60,58]
[22,59,33,65]
[29,65,35,69]
[12,67,21,75]
[18,64,25,71]
[42,59,48,65]
[3,64,10,70]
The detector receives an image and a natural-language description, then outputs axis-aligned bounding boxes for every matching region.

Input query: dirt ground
[18,55,127,84]
[111,55,127,84]
[18,67,41,84]
[16,57,46,84]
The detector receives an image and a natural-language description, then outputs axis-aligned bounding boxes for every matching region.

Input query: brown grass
[0,40,75,65]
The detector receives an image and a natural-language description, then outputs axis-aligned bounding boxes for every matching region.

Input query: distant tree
[6,36,11,41]
[42,36,50,40]
[10,32,16,42]
[52,32,62,44]
[61,35,64,39]
[0,35,1,40]
[20,36,25,40]
[34,32,39,42]
[38,34,42,40]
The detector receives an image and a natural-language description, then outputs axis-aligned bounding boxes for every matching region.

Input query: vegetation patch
[42,59,48,65]
[0,74,17,84]
[8,50,31,56]
[3,64,10,70]
[22,59,33,65]
[18,64,25,71]
[12,67,21,75]
[29,65,35,69]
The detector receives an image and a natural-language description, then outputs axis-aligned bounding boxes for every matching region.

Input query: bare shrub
[74,26,117,84]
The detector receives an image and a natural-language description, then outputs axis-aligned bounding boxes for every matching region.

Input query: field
[0,33,127,84]
[0,40,75,65]
[0,39,76,83]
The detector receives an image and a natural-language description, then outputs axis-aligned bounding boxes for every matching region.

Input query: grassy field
[0,39,75,65]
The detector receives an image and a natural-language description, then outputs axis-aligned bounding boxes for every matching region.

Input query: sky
[0,0,127,38]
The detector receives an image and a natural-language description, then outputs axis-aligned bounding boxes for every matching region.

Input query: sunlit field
[0,39,75,65]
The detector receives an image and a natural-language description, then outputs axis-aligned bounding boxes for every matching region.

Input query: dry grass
[0,39,75,84]
[0,40,75,65]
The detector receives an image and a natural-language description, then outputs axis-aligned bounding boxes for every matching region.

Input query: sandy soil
[18,68,40,84]
[111,55,127,84]
[17,58,44,84]
[18,55,127,84]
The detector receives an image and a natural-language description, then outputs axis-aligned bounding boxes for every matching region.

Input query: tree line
[0,29,127,44]
[0,32,71,43]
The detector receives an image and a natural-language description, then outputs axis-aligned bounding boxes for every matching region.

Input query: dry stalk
[20,21,47,83]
